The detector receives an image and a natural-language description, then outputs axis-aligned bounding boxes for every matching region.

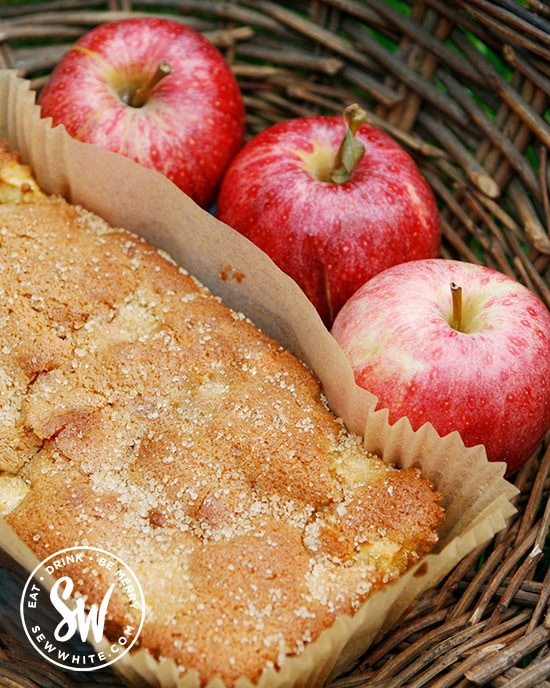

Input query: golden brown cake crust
[0,158,444,686]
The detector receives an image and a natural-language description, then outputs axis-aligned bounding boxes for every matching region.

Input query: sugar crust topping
[0,148,444,686]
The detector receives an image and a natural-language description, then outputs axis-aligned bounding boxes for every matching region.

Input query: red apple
[331,258,550,475]
[215,105,440,325]
[37,17,245,209]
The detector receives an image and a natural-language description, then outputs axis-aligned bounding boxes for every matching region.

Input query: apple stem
[330,104,367,184]
[450,282,463,332]
[129,60,172,108]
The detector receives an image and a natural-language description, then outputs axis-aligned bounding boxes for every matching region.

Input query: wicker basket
[0,1,549,686]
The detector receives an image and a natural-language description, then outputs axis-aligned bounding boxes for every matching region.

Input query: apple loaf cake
[0,146,444,686]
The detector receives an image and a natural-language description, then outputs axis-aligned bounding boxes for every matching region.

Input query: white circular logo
[20,546,145,671]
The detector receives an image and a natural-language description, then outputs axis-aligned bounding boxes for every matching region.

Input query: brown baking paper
[0,70,518,688]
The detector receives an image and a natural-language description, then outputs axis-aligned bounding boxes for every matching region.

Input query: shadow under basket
[1,1,549,686]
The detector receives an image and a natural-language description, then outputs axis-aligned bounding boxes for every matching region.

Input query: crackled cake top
[0,148,444,686]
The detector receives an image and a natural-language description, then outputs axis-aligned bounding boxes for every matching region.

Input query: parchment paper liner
[0,70,518,688]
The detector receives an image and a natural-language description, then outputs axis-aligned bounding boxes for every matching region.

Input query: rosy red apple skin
[37,17,245,208]
[331,258,550,475]
[215,115,440,325]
